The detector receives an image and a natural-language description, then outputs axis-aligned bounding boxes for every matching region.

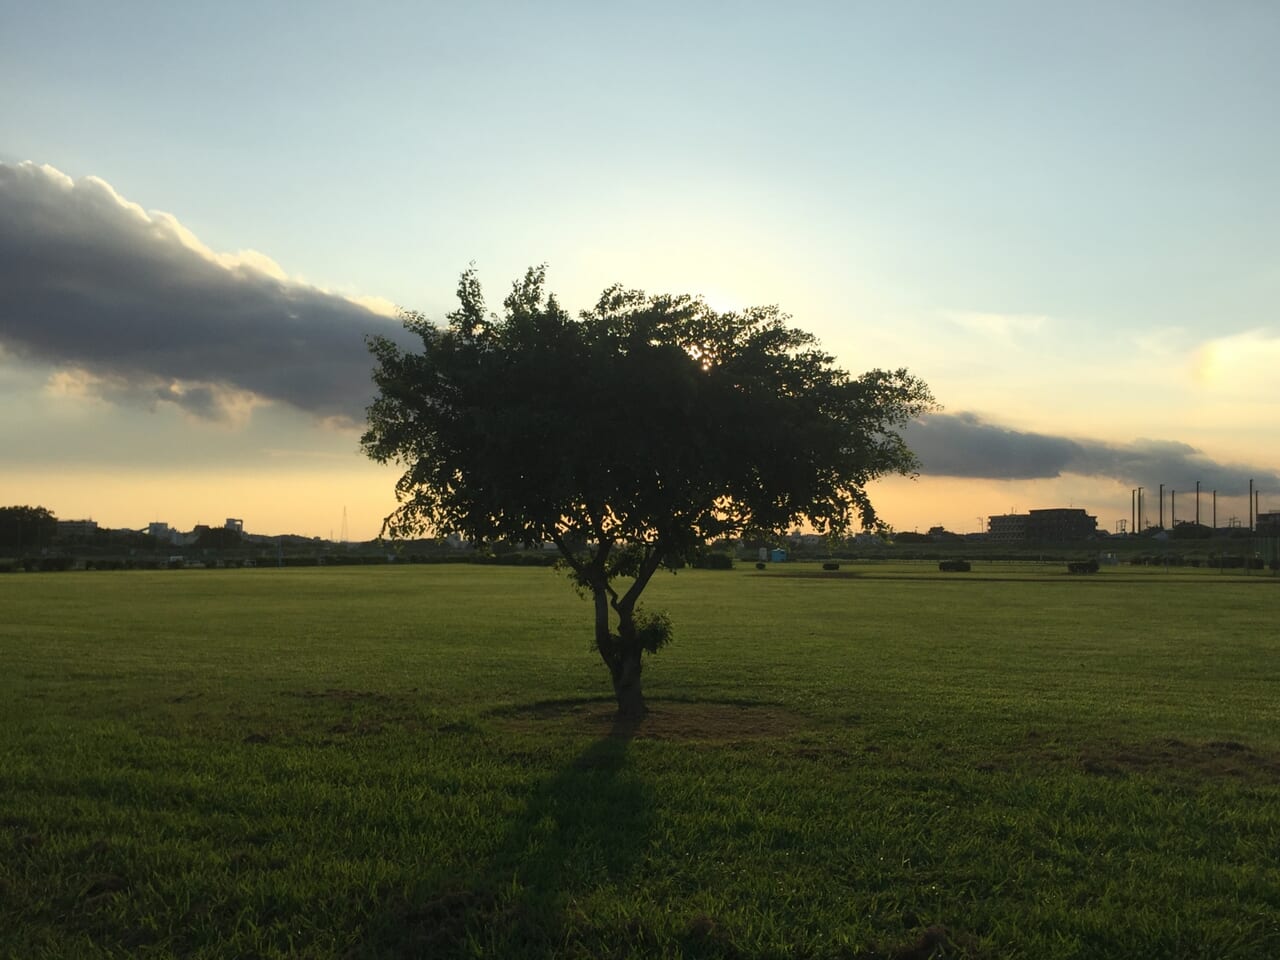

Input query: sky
[2,1,1277,540]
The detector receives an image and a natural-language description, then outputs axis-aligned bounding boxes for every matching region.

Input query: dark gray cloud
[6,162,1274,497]
[0,162,410,423]
[904,412,1279,492]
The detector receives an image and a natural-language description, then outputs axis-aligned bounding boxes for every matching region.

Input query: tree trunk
[611,644,646,718]
[588,583,648,719]
[611,605,647,718]
[593,588,612,661]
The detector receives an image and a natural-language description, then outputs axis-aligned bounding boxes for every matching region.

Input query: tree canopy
[193,526,245,551]
[0,505,57,551]
[363,267,933,715]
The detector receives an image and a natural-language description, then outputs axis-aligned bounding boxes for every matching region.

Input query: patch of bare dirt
[1075,738,1280,783]
[760,570,862,579]
[683,913,743,954]
[350,889,541,960]
[356,890,493,959]
[494,698,806,742]
[979,735,1280,784]
[285,688,398,702]
[14,832,42,851]
[848,924,978,960]
[79,873,129,910]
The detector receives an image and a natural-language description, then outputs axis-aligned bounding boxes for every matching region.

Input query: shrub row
[402,552,559,567]
[693,553,735,570]
[1128,555,1203,567]
[0,556,77,572]
[1205,556,1266,570]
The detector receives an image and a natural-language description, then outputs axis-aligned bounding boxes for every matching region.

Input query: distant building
[56,519,98,538]
[148,522,177,544]
[1257,511,1280,534]
[225,518,244,533]
[1027,508,1097,542]
[987,514,1028,544]
[987,508,1097,544]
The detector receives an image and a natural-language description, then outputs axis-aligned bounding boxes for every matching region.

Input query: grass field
[2,562,1278,958]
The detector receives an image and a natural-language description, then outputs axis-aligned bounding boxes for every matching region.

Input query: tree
[0,505,57,551]
[193,526,244,550]
[362,267,933,716]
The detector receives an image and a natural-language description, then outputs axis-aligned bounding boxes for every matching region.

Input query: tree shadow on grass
[353,712,652,958]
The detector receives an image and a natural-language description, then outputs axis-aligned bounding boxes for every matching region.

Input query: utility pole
[1159,483,1165,529]
[1212,490,1217,531]
[1250,479,1255,531]
[1131,488,1137,536]
[1171,490,1176,528]
[1137,486,1144,533]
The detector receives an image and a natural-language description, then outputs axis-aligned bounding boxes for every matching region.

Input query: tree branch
[614,542,666,614]
[549,531,588,581]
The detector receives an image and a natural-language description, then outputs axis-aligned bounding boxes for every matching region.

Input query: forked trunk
[611,645,646,718]
[592,587,648,718]
[611,604,647,718]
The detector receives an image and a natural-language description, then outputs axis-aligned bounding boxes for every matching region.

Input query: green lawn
[2,563,1278,958]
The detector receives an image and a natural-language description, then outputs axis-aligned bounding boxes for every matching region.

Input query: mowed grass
[2,563,1278,959]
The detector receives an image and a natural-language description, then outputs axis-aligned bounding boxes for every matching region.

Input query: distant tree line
[0,505,56,551]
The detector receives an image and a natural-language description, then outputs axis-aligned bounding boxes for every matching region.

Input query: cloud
[0,162,410,424]
[44,368,264,426]
[942,311,1048,344]
[1192,329,1280,395]
[904,412,1279,492]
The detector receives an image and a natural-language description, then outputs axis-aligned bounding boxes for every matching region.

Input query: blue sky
[2,2,1277,538]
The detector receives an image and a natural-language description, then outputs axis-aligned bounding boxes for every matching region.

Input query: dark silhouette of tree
[363,267,933,716]
[0,505,57,551]
[193,526,243,550]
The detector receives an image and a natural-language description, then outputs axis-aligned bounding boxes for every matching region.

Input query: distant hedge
[23,557,75,572]
[694,553,735,570]
[403,552,558,567]
[1204,556,1265,570]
